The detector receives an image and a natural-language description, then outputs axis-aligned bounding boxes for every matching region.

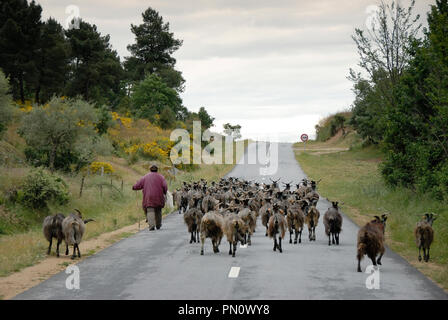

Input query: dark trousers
[145,207,162,229]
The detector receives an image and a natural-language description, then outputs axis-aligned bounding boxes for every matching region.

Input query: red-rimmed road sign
[300,134,309,142]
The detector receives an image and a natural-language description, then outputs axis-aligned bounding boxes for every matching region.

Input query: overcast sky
[38,0,433,142]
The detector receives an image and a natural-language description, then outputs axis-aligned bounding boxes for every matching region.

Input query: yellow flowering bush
[88,161,114,174]
[111,112,132,128]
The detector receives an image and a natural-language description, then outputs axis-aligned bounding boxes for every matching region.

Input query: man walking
[133,163,168,231]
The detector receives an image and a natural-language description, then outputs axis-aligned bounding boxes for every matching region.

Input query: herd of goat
[173,177,438,271]
[42,177,437,272]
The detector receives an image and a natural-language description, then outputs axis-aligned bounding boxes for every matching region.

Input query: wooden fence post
[79,176,85,198]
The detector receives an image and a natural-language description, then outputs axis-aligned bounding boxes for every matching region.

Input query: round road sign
[300,134,309,142]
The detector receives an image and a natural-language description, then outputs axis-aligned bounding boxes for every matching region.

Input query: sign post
[300,133,309,152]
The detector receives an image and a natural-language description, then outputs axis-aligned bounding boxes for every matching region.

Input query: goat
[183,198,203,243]
[357,214,388,272]
[62,209,94,259]
[260,198,273,236]
[42,213,65,257]
[200,211,224,255]
[415,213,437,262]
[305,201,320,241]
[267,204,287,253]
[238,201,256,246]
[223,213,247,257]
[201,194,218,214]
[286,200,305,244]
[323,201,343,246]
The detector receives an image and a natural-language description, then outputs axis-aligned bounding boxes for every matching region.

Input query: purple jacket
[132,172,168,209]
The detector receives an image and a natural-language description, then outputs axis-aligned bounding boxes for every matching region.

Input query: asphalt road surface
[15,143,447,300]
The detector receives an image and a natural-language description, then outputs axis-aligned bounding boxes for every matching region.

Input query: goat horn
[74,208,82,215]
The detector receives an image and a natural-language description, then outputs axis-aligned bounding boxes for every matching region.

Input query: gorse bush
[21,168,69,209]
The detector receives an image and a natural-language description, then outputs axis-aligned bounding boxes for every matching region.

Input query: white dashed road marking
[228,267,240,278]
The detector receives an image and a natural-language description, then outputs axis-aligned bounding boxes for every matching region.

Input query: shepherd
[133,163,168,231]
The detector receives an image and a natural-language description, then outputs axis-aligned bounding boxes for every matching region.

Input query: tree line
[349,0,448,199]
[0,0,214,129]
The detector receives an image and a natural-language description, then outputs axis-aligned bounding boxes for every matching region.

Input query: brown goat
[323,201,343,246]
[183,198,203,243]
[200,211,224,255]
[42,213,65,257]
[414,213,437,262]
[267,204,287,253]
[305,202,320,241]
[260,198,273,236]
[286,201,305,244]
[238,204,256,246]
[357,214,388,272]
[223,213,247,257]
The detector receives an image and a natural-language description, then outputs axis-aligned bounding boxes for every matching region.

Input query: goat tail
[70,221,81,244]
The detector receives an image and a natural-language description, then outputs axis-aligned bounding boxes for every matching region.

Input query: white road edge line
[228,267,240,278]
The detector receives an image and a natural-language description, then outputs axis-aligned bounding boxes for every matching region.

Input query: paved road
[15,143,447,299]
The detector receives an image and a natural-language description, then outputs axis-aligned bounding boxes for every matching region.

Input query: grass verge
[294,141,448,291]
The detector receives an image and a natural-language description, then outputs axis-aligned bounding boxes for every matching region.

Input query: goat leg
[299,228,302,243]
[332,233,335,245]
[273,236,277,251]
[190,231,194,244]
[289,230,293,244]
[228,242,232,255]
[47,238,52,255]
[336,233,340,245]
[418,246,422,262]
[357,251,363,272]
[232,241,237,258]
[71,245,76,260]
[377,253,383,265]
[278,237,282,253]
[328,233,331,246]
[294,229,298,244]
[65,244,69,256]
[77,244,81,258]
[200,234,205,255]
[247,233,251,246]
[56,240,61,257]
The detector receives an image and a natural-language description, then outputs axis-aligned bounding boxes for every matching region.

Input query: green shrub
[20,168,69,209]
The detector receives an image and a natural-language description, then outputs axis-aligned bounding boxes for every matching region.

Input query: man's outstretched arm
[133,177,144,190]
